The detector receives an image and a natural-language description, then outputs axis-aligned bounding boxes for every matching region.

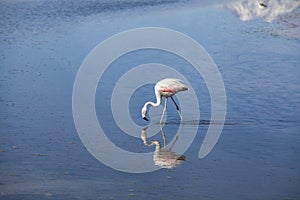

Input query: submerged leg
[160,97,168,124]
[171,96,183,121]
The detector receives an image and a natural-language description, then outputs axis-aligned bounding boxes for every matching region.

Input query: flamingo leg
[160,97,168,124]
[171,96,183,121]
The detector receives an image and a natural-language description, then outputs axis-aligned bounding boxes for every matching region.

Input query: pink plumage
[155,78,188,97]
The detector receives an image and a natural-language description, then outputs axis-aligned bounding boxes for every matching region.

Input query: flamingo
[141,78,188,123]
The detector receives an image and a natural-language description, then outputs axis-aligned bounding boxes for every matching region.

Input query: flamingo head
[141,107,148,121]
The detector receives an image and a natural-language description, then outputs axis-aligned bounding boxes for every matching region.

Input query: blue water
[1,0,300,199]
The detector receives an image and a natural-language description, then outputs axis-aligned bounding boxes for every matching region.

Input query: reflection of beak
[143,117,149,121]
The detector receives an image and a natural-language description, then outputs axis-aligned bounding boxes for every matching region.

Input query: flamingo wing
[156,78,188,97]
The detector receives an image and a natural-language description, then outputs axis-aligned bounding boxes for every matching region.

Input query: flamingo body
[155,78,188,97]
[141,78,188,122]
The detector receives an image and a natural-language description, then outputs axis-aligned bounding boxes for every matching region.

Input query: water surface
[1,0,300,199]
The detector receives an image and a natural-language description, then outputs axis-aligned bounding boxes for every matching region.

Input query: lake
[0,0,299,199]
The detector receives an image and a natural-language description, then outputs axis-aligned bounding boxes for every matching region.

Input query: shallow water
[1,0,300,199]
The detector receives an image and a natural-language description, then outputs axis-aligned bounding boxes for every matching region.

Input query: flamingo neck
[144,90,162,109]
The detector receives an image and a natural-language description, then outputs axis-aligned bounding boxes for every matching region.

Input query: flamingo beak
[143,117,149,121]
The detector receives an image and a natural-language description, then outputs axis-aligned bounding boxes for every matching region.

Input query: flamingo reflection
[141,126,185,169]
